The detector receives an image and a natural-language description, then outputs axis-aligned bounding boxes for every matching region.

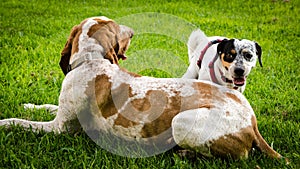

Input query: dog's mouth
[118,54,127,60]
[233,77,246,86]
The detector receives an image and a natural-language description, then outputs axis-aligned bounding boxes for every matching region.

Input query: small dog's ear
[217,39,229,55]
[255,42,262,67]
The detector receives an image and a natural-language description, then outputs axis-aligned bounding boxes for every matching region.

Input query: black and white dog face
[217,39,262,86]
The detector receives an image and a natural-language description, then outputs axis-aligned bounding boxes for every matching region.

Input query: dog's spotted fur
[0,17,284,160]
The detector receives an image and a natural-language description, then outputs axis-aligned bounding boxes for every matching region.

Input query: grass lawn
[0,0,299,168]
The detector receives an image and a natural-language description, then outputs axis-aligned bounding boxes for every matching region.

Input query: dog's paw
[23,103,36,110]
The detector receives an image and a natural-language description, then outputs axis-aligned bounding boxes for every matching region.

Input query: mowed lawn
[0,0,299,168]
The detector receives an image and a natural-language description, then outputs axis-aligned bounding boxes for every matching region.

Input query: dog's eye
[244,53,252,60]
[224,53,235,62]
[227,54,233,58]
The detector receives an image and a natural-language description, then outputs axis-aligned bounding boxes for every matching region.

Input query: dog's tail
[187,29,209,63]
[252,116,289,164]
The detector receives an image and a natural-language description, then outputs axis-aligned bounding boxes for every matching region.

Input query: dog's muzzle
[233,67,246,86]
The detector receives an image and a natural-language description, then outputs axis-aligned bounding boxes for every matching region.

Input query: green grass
[0,0,299,168]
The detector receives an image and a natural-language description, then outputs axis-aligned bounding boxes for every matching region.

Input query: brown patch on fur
[110,89,179,132]
[221,53,232,69]
[112,90,155,128]
[140,94,182,138]
[60,17,134,75]
[209,125,255,159]
[93,74,120,119]
[100,96,119,119]
[59,18,121,75]
[230,49,236,55]
[225,92,242,104]
[130,97,151,112]
[116,90,169,125]
[87,20,120,65]
[226,111,230,116]
[94,74,112,104]
[104,83,133,119]
[180,82,222,110]
[60,23,84,75]
[193,82,220,95]
[241,49,249,53]
[114,113,138,128]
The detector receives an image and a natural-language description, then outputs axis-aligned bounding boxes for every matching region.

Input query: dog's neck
[68,18,108,71]
[68,49,105,73]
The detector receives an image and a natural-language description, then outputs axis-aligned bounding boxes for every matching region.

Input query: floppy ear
[217,39,229,55]
[255,42,262,67]
[102,30,120,65]
[60,25,79,75]
[117,25,134,57]
[106,46,120,65]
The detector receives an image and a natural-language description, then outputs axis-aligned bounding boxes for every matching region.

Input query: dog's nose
[234,67,245,76]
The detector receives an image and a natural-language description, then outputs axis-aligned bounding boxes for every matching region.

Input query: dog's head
[217,39,262,86]
[60,16,134,75]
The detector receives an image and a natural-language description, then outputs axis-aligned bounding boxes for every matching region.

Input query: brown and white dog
[182,30,262,93]
[0,17,283,160]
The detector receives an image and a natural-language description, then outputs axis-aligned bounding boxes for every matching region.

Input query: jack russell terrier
[182,30,262,93]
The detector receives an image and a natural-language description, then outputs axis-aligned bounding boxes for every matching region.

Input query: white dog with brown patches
[183,30,262,93]
[0,17,284,160]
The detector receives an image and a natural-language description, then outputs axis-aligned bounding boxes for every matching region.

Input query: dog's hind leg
[24,103,59,115]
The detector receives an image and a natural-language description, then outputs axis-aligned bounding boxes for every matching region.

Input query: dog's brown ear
[117,25,134,60]
[60,25,79,75]
[255,42,262,67]
[106,45,120,65]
